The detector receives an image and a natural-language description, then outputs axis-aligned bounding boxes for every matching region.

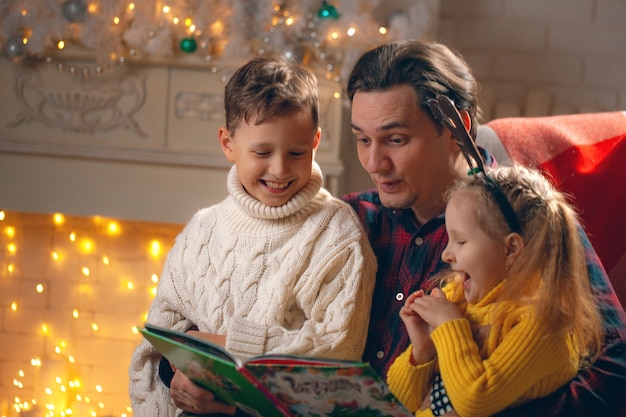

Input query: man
[342,40,626,416]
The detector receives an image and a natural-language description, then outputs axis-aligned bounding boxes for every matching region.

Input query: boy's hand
[170,369,236,415]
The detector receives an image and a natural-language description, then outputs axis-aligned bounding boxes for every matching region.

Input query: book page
[243,360,413,417]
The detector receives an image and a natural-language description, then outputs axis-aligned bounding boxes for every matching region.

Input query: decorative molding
[175,92,224,121]
[6,66,148,137]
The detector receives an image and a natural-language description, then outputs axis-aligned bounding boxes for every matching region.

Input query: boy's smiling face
[219,109,320,207]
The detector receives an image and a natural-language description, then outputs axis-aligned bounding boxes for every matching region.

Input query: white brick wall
[439,0,626,119]
[0,210,180,417]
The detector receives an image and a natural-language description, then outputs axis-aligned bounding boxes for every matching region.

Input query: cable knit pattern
[129,162,377,417]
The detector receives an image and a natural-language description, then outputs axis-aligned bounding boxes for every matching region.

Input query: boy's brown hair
[224,55,320,135]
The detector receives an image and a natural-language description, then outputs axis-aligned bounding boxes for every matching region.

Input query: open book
[139,323,413,417]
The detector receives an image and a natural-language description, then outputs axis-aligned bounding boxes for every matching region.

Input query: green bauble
[318,1,339,20]
[180,37,197,53]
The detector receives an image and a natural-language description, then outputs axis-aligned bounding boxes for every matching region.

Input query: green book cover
[139,323,413,417]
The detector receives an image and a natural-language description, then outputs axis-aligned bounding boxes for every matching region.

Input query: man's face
[350,85,460,221]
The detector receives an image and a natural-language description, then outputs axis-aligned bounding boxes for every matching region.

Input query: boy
[129,55,377,416]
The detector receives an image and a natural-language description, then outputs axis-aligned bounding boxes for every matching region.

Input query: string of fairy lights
[0,0,433,85]
[1,209,179,417]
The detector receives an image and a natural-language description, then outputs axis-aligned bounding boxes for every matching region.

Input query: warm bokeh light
[149,240,162,257]
[106,221,121,235]
[53,213,65,225]
[4,225,15,238]
[1,210,181,416]
[79,238,94,253]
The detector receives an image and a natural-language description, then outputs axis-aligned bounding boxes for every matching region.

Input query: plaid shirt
[342,188,626,417]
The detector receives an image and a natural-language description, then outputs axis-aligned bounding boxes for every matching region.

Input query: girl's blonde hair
[446,164,603,364]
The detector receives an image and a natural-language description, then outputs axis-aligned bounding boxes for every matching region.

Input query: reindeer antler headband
[427,95,521,234]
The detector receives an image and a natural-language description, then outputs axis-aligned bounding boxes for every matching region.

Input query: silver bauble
[5,38,26,63]
[62,0,87,23]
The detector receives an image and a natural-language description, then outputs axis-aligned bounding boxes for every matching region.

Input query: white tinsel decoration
[0,0,438,86]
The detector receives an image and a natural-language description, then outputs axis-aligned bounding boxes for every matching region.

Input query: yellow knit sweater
[387,282,578,417]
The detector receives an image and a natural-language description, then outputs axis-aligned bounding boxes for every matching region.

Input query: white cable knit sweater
[129,162,377,417]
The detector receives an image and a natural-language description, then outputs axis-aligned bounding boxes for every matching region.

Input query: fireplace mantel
[0,57,345,223]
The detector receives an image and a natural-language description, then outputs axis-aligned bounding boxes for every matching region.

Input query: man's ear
[458,109,471,134]
[504,232,525,268]
[218,127,235,162]
[447,109,472,152]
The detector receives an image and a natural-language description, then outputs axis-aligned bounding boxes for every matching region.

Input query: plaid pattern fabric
[342,190,448,377]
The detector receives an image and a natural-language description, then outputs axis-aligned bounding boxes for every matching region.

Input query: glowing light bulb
[347,27,356,36]
[51,251,60,261]
[151,273,159,283]
[150,286,157,297]
[41,323,49,334]
[162,6,171,13]
[149,240,161,257]
[53,213,65,225]
[82,267,90,276]
[113,16,120,24]
[69,232,76,242]
[330,31,339,40]
[128,3,135,11]
[8,263,15,273]
[91,322,99,332]
[4,225,15,237]
[79,238,94,253]
[106,221,120,235]
[58,40,65,49]
[95,385,103,393]
[0,210,5,220]
[378,26,387,35]
[72,308,79,318]
[11,301,18,311]
[102,255,110,265]
[36,284,44,293]
[7,243,16,253]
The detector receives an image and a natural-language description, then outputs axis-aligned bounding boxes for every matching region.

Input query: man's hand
[169,368,236,415]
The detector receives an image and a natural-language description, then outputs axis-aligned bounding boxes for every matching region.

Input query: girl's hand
[411,288,462,329]
[400,290,436,364]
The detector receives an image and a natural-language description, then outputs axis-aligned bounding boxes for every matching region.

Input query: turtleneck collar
[227,161,324,220]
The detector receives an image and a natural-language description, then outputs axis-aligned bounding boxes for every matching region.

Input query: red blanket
[484,111,626,307]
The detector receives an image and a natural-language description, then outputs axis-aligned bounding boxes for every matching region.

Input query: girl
[387,165,603,417]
